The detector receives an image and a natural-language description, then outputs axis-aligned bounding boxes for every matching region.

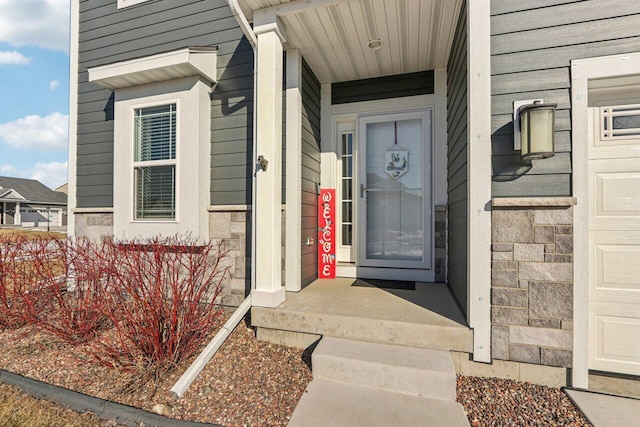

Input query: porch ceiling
[240,0,462,84]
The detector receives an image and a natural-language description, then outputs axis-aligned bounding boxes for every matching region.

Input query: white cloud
[0,161,68,189]
[29,161,68,188]
[49,80,60,91]
[0,164,19,175]
[0,50,31,66]
[0,112,68,152]
[0,0,70,53]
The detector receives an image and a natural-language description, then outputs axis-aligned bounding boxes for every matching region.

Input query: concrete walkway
[288,337,469,427]
[566,389,640,427]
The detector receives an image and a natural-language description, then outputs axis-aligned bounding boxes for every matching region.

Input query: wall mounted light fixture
[513,99,557,160]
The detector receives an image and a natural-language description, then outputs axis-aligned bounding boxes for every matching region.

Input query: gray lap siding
[447,0,468,313]
[491,0,640,197]
[300,59,321,287]
[76,0,254,208]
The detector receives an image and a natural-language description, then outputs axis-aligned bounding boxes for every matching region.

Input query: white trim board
[571,51,640,389]
[117,0,152,9]
[467,0,492,363]
[68,0,80,238]
[88,47,217,90]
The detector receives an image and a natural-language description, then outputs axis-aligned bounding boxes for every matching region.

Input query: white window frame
[132,102,179,221]
[117,0,152,9]
[598,102,640,141]
[335,119,357,263]
[113,76,211,240]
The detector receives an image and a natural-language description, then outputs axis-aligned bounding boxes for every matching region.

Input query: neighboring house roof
[0,176,67,205]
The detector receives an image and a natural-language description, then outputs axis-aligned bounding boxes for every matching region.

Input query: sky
[0,0,70,189]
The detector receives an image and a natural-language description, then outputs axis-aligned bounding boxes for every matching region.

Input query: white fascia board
[252,0,341,23]
[88,47,218,90]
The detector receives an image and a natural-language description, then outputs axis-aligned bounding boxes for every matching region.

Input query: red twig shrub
[30,238,111,343]
[0,233,229,376]
[87,236,229,374]
[0,234,55,329]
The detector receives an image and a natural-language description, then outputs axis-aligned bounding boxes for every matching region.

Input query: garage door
[19,207,61,227]
[588,92,640,376]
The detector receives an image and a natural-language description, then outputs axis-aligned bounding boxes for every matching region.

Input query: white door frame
[571,51,640,389]
[320,72,448,283]
[357,109,433,270]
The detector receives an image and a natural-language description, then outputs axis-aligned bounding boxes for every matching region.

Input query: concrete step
[312,337,456,400]
[251,279,473,353]
[252,306,473,352]
[287,379,470,427]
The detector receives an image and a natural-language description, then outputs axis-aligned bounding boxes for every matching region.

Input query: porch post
[252,20,287,307]
[15,202,21,226]
[467,0,492,363]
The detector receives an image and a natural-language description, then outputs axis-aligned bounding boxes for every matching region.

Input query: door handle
[360,183,366,198]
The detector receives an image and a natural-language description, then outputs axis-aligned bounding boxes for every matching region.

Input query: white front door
[587,91,640,376]
[358,111,432,270]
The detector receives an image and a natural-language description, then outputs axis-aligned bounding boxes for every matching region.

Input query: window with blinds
[133,104,176,219]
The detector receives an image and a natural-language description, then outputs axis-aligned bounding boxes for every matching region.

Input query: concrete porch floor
[252,278,473,352]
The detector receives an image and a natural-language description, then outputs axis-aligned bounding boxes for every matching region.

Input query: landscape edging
[0,369,221,427]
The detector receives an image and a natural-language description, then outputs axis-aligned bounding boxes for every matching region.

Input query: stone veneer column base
[209,205,286,308]
[490,197,576,369]
[74,212,114,241]
[209,206,251,307]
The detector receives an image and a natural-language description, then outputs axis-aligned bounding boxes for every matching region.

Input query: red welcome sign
[318,189,336,279]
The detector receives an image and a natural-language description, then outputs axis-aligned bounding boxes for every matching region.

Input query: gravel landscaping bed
[457,375,592,426]
[0,311,592,426]
[0,311,312,426]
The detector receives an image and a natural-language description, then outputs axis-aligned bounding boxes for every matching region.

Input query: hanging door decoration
[385,122,409,179]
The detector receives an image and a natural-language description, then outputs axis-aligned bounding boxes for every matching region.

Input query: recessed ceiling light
[367,39,383,50]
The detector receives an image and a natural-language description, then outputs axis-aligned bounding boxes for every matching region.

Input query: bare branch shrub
[0,234,54,329]
[27,238,112,343]
[87,236,230,374]
[1,233,229,377]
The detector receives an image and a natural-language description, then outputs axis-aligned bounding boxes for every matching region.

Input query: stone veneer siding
[74,208,284,308]
[209,209,251,307]
[209,207,286,307]
[434,205,447,283]
[74,213,114,242]
[491,199,575,368]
